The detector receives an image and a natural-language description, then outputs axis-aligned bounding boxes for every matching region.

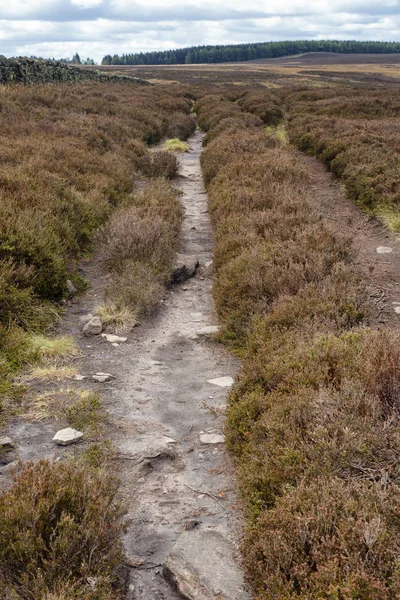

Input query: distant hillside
[102,40,400,66]
[0,56,149,85]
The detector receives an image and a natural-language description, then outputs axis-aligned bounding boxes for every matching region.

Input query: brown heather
[0,460,127,600]
[97,179,183,322]
[284,87,400,225]
[0,81,191,598]
[197,90,400,599]
[0,81,191,417]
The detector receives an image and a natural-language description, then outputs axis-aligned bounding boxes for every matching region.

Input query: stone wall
[0,56,150,85]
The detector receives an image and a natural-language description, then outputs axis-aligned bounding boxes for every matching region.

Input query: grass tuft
[24,365,78,382]
[163,138,190,152]
[26,388,106,433]
[95,301,138,332]
[27,334,80,363]
[376,204,400,232]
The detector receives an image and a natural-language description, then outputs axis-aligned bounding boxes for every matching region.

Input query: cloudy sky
[1,0,400,62]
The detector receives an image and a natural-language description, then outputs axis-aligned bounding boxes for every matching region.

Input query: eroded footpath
[52,130,248,599]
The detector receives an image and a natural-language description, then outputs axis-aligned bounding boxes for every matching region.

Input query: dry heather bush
[244,478,400,600]
[134,150,178,179]
[285,87,400,220]
[0,459,127,600]
[196,93,243,131]
[106,261,164,321]
[167,112,196,140]
[201,129,280,184]
[98,180,182,323]
[237,90,284,125]
[202,113,264,146]
[198,89,400,597]
[100,180,182,279]
[0,82,191,410]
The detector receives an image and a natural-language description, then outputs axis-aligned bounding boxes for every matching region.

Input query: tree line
[101,40,400,66]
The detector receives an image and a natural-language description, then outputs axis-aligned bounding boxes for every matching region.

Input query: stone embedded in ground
[143,436,178,460]
[162,436,177,444]
[207,376,235,388]
[53,427,83,446]
[66,279,77,295]
[190,312,204,322]
[0,436,15,450]
[101,333,127,343]
[376,246,393,254]
[395,306,400,314]
[184,520,201,531]
[83,316,103,336]
[200,433,225,444]
[92,372,115,383]
[74,374,87,381]
[79,313,94,324]
[173,254,199,283]
[195,326,219,337]
[163,528,250,600]
[204,260,213,269]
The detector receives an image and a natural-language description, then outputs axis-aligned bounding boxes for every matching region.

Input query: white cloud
[71,0,103,8]
[0,0,400,62]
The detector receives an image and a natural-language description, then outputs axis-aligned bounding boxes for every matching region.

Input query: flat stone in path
[92,372,115,382]
[207,376,234,388]
[53,427,83,446]
[163,528,250,600]
[101,333,127,343]
[195,326,219,337]
[376,246,393,254]
[74,374,87,381]
[200,433,225,444]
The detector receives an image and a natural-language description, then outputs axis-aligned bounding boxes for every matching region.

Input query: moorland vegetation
[284,87,400,230]
[197,88,400,599]
[2,58,400,599]
[0,79,194,599]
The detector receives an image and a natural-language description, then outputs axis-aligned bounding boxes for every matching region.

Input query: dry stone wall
[0,56,149,85]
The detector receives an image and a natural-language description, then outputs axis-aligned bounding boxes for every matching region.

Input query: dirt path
[294,149,400,330]
[110,131,248,598]
[12,130,247,599]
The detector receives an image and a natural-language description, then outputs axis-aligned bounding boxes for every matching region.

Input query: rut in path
[293,148,400,330]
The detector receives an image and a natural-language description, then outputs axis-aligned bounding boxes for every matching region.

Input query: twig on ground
[183,483,226,509]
